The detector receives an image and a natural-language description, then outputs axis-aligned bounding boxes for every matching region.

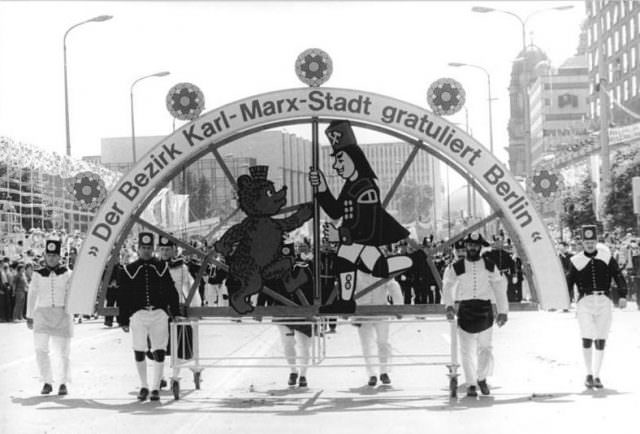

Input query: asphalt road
[1,307,639,434]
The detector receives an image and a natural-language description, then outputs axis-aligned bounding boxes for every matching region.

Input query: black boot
[585,374,594,389]
[593,377,603,389]
[368,376,377,387]
[150,389,160,401]
[288,372,298,386]
[380,373,391,385]
[298,376,308,388]
[477,379,490,395]
[58,384,68,396]
[466,385,478,397]
[40,383,52,395]
[137,387,149,401]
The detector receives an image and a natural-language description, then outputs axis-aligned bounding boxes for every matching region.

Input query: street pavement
[1,307,639,434]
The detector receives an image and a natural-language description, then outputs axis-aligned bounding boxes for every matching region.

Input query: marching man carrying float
[442,232,508,397]
[308,120,413,314]
[566,225,627,389]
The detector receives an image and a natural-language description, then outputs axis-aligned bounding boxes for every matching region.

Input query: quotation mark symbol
[88,246,99,257]
[531,232,542,242]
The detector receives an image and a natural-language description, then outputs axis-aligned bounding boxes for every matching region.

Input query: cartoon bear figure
[214,165,313,314]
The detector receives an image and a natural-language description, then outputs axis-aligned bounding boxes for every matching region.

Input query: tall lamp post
[448,62,495,154]
[471,5,573,183]
[130,71,170,163]
[63,15,113,156]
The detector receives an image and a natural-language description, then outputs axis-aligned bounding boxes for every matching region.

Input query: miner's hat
[158,235,174,247]
[138,232,154,247]
[249,165,269,180]
[581,225,597,241]
[45,239,61,255]
[464,232,489,247]
[454,239,466,250]
[326,120,358,155]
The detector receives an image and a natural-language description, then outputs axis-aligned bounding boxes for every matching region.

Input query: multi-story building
[320,141,442,228]
[506,45,549,178]
[586,0,640,127]
[0,137,119,234]
[98,130,313,221]
[529,54,590,168]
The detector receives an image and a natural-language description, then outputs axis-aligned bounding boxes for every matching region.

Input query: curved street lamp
[130,71,170,163]
[448,62,494,155]
[63,15,113,156]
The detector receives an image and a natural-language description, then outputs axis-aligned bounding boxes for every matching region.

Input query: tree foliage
[561,176,597,235]
[190,175,212,221]
[603,147,640,230]
[396,181,433,224]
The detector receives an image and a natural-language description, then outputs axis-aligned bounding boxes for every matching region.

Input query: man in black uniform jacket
[566,225,627,389]
[119,232,181,402]
[485,233,516,301]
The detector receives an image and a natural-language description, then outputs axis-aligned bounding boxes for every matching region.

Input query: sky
[0,0,586,177]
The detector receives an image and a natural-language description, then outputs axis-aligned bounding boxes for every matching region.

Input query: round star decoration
[166,82,205,121]
[295,48,333,87]
[46,242,57,252]
[427,78,466,116]
[530,168,563,200]
[66,171,107,210]
[141,234,152,245]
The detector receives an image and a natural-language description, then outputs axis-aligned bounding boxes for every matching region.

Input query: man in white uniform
[354,271,403,386]
[26,239,73,396]
[567,225,627,389]
[443,232,508,397]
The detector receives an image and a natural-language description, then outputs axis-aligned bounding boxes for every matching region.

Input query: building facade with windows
[529,54,590,168]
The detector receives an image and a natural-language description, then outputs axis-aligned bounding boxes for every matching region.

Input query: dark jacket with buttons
[567,247,627,300]
[118,257,179,326]
[317,177,408,246]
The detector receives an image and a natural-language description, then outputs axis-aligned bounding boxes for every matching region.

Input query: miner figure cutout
[309,120,413,313]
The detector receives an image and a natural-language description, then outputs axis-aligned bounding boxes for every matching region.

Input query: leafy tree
[396,181,433,224]
[190,175,212,221]
[604,147,640,230]
[561,176,597,235]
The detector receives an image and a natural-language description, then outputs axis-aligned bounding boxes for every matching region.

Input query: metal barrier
[168,315,460,400]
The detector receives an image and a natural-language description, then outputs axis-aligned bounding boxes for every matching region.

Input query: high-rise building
[529,54,590,168]
[98,130,312,221]
[586,1,640,127]
[320,141,442,229]
[506,45,549,178]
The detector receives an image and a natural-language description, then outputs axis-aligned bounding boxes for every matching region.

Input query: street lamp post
[471,5,573,183]
[63,15,113,156]
[448,62,495,154]
[130,71,170,163]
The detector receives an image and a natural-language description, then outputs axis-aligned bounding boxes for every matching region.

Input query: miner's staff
[312,117,321,306]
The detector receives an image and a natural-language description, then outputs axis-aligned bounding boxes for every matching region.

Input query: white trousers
[130,309,169,352]
[278,326,311,376]
[34,333,71,384]
[577,295,613,339]
[458,326,494,385]
[357,321,391,377]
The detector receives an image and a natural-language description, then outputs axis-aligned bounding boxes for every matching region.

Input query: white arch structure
[68,88,568,314]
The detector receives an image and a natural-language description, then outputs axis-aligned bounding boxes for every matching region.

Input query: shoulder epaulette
[483,256,496,272]
[453,259,465,275]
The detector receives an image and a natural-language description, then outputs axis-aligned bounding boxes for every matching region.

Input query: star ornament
[427,78,466,116]
[166,82,205,121]
[295,48,333,87]
[66,171,107,210]
[531,169,562,199]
